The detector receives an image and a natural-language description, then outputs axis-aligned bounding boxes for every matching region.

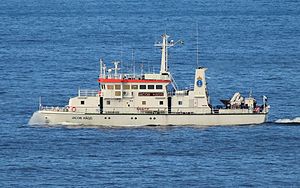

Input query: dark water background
[1,0,300,187]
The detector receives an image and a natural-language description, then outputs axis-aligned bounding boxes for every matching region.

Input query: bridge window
[156,85,163,89]
[131,85,138,89]
[178,101,183,105]
[123,85,130,90]
[115,91,121,96]
[142,101,146,105]
[148,85,154,89]
[115,85,121,90]
[107,85,114,90]
[140,85,146,89]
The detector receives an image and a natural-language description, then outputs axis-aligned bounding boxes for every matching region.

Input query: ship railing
[167,91,175,96]
[121,74,144,80]
[168,90,189,96]
[40,106,69,112]
[39,105,266,115]
[189,84,194,90]
[100,74,145,80]
[101,106,212,114]
[78,89,99,97]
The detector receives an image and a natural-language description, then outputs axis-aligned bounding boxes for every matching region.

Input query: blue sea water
[1,0,300,187]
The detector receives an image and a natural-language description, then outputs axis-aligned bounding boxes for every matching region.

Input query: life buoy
[71,106,76,112]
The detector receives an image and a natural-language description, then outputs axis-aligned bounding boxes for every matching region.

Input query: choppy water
[1,0,300,187]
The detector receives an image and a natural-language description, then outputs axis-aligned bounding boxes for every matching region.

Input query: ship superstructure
[29,34,269,126]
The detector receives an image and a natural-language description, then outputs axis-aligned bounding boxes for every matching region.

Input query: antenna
[39,96,42,110]
[99,58,103,78]
[196,22,199,67]
[120,40,123,74]
[132,49,135,77]
[140,62,143,75]
[103,62,106,78]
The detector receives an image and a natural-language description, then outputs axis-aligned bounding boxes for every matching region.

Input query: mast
[160,34,169,74]
[132,49,135,77]
[196,23,199,67]
[99,59,103,78]
[155,34,183,75]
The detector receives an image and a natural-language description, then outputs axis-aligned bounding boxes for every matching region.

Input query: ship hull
[29,111,268,127]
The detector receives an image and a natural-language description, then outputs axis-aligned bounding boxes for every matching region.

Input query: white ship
[29,34,269,127]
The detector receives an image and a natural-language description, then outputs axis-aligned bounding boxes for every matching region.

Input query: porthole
[153,117,156,120]
[150,117,152,120]
[135,117,137,120]
[108,117,111,119]
[131,117,133,119]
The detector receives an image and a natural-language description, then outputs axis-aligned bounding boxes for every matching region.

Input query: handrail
[40,106,69,112]
[39,105,266,114]
[78,89,98,97]
[169,73,178,91]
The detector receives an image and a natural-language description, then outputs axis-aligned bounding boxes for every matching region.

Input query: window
[107,85,114,90]
[159,101,163,105]
[178,101,183,105]
[131,85,138,89]
[123,85,130,90]
[148,85,154,89]
[156,85,163,89]
[81,101,85,105]
[142,101,146,105]
[115,85,121,90]
[115,91,121,96]
[101,85,105,89]
[106,101,111,105]
[140,85,146,89]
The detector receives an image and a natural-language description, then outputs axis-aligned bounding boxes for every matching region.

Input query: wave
[275,117,300,124]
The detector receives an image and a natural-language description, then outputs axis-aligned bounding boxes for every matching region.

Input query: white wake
[275,117,300,124]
